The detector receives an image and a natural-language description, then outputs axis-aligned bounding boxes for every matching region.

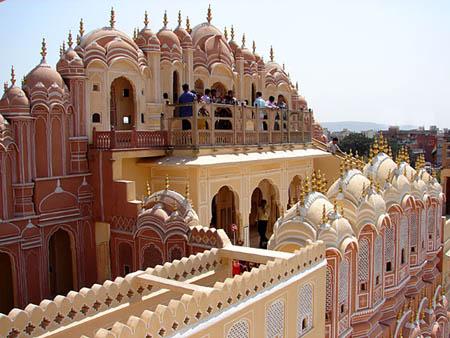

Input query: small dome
[136,27,161,52]
[24,61,64,91]
[105,36,137,54]
[80,27,138,50]
[56,48,84,75]
[0,85,30,115]
[174,25,193,49]
[157,28,182,62]
[191,22,223,49]
[297,95,308,109]
[204,35,233,67]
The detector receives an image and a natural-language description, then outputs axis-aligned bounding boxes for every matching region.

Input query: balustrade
[91,103,313,150]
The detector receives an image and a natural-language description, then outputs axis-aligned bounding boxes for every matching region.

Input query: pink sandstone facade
[0,5,449,338]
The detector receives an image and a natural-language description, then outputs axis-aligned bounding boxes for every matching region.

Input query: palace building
[0,5,449,338]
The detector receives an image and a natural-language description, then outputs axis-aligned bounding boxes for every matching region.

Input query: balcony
[92,102,313,151]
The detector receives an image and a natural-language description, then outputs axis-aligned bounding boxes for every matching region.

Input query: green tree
[339,133,373,158]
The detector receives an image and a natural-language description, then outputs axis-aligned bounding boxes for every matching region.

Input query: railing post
[93,127,97,148]
[111,127,116,149]
[131,126,137,148]
[192,102,199,147]
[256,107,260,146]
[210,103,215,146]
[242,105,246,146]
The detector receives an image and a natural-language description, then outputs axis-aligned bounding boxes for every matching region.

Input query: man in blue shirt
[178,83,196,130]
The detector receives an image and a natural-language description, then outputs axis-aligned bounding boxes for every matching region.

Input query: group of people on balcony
[175,83,289,131]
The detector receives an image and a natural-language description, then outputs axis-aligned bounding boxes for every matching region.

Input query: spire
[207,4,212,24]
[40,38,47,61]
[144,10,149,27]
[79,18,85,37]
[230,25,235,41]
[177,10,182,27]
[3,82,8,93]
[186,16,191,33]
[224,26,228,40]
[165,175,169,190]
[68,30,73,48]
[303,176,311,194]
[163,10,168,28]
[10,65,16,86]
[252,40,256,54]
[296,81,299,91]
[146,181,151,197]
[59,44,63,58]
[269,45,274,62]
[110,7,116,28]
[185,182,190,200]
[321,204,328,224]
[282,63,285,70]
[133,28,137,39]
[311,171,317,191]
[76,34,81,45]
[241,33,246,48]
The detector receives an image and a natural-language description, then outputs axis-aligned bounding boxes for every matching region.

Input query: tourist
[277,94,288,130]
[257,199,269,248]
[327,137,342,154]
[266,96,277,108]
[224,90,237,105]
[211,89,219,103]
[178,83,196,130]
[253,91,266,108]
[201,88,211,103]
[163,92,170,105]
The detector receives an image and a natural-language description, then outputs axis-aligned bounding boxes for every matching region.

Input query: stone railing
[91,103,313,151]
[0,241,325,337]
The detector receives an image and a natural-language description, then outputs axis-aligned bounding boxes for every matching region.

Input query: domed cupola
[173,11,193,49]
[24,39,65,96]
[56,31,85,77]
[0,66,30,116]
[157,11,182,62]
[135,11,161,53]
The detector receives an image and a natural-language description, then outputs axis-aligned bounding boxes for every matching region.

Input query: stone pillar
[95,222,111,282]
[183,48,194,88]
[148,51,162,103]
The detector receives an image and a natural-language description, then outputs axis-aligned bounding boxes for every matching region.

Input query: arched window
[168,245,183,261]
[110,77,135,130]
[194,79,204,95]
[338,259,349,313]
[142,244,163,269]
[266,299,285,338]
[0,252,14,313]
[297,283,313,336]
[325,267,333,319]
[49,229,74,296]
[227,319,250,338]
[374,235,383,287]
[358,238,369,294]
[384,225,394,272]
[118,242,133,275]
[400,216,408,267]
[410,211,418,253]
[92,113,101,123]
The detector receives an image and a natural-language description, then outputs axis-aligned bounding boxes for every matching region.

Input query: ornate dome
[173,14,193,49]
[24,62,64,91]
[157,27,182,62]
[0,69,30,115]
[56,44,84,76]
[191,22,223,50]
[204,35,233,68]
[135,13,161,53]
[80,27,138,51]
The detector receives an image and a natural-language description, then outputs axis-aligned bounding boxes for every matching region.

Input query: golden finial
[68,30,73,48]
[269,45,274,62]
[373,137,379,155]
[224,26,228,40]
[163,10,168,28]
[110,7,116,28]
[252,40,256,54]
[207,4,212,24]
[340,160,345,177]
[311,171,317,191]
[241,33,246,48]
[76,34,81,45]
[165,175,169,190]
[340,205,344,217]
[79,18,85,37]
[146,181,151,197]
[281,206,284,216]
[40,38,47,60]
[388,145,393,158]
[186,16,192,34]
[144,10,149,27]
[333,199,338,213]
[10,65,15,86]
[304,176,310,194]
[230,25,235,40]
[177,10,182,26]
[362,182,367,198]
[317,170,322,190]
[299,187,305,206]
[322,204,328,224]
[172,202,178,212]
[185,182,190,200]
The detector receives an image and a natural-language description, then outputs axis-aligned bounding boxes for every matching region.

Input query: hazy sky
[1,0,449,127]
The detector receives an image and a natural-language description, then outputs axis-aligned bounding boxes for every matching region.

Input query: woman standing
[257,199,269,248]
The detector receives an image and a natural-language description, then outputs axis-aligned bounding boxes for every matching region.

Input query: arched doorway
[49,229,75,296]
[211,82,227,99]
[142,244,163,269]
[110,77,135,130]
[288,176,302,207]
[0,252,14,313]
[173,71,180,104]
[194,78,205,95]
[249,180,280,248]
[211,186,239,241]
[118,242,133,275]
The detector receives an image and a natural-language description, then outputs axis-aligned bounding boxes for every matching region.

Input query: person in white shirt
[253,91,267,130]
[327,137,342,154]
[200,88,211,103]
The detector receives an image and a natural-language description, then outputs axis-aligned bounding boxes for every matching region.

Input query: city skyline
[0,0,449,127]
